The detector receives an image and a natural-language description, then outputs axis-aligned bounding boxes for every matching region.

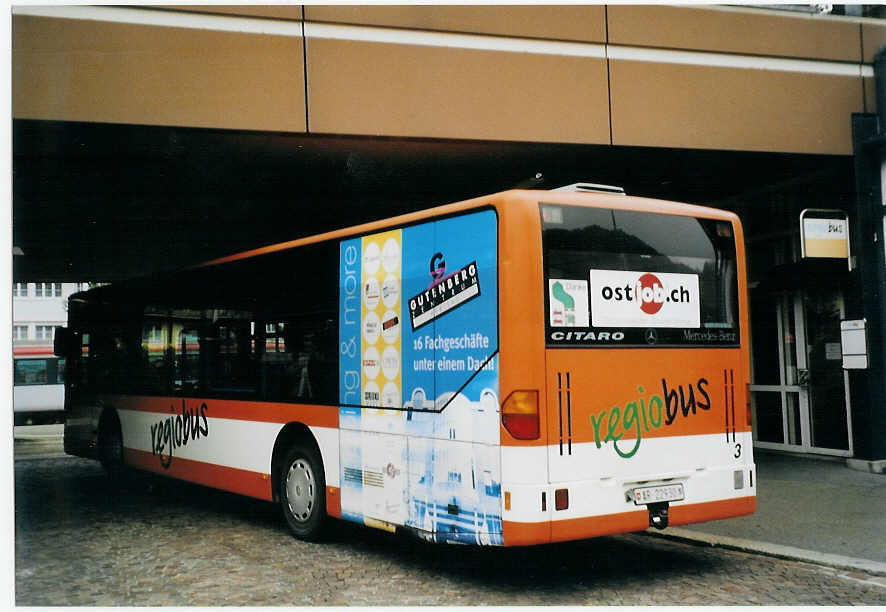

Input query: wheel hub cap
[285,459,314,522]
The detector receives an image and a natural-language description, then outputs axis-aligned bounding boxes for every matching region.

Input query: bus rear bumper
[502,495,756,546]
[501,463,757,546]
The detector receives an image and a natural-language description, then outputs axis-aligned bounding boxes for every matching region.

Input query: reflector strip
[13,5,306,37]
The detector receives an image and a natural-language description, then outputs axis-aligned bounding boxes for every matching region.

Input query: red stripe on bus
[14,346,56,356]
[502,495,756,546]
[125,448,274,501]
[108,395,339,429]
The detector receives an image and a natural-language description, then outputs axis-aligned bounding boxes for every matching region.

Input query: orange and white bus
[57,184,755,545]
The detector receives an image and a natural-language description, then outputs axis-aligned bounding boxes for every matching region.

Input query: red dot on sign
[638,273,664,315]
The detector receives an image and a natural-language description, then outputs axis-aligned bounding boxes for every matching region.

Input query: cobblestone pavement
[14,456,886,606]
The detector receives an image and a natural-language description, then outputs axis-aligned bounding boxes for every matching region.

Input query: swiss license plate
[632,483,685,505]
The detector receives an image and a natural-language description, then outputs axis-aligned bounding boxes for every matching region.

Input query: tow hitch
[648,502,670,529]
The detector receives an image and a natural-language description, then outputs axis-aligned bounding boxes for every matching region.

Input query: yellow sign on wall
[801,210,849,259]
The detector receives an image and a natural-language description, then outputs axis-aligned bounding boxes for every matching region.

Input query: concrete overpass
[12,4,882,281]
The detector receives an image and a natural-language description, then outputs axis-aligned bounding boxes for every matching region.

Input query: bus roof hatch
[550,183,625,195]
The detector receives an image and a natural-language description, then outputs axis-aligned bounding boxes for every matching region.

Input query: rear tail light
[502,390,539,440]
[555,488,569,511]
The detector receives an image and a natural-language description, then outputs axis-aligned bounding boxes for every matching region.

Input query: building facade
[13,282,86,356]
[11,4,886,470]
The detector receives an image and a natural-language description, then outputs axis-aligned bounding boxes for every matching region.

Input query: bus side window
[208,319,257,395]
[14,359,48,385]
[174,327,201,395]
[104,330,137,394]
[141,317,170,395]
[270,314,337,404]
[260,322,294,401]
[90,331,116,390]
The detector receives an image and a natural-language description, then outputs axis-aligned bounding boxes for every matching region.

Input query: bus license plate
[632,484,684,505]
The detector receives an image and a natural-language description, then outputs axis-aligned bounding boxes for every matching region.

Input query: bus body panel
[61,187,754,548]
[495,191,754,546]
[97,395,341,502]
[545,348,752,478]
[336,209,503,544]
[14,384,64,413]
[13,354,66,418]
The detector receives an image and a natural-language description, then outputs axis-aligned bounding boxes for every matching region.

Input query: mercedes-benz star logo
[645,329,658,345]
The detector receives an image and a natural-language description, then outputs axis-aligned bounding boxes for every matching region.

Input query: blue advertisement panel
[339,237,363,426]
[338,208,501,544]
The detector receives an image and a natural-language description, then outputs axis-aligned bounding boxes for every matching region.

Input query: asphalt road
[13,455,886,606]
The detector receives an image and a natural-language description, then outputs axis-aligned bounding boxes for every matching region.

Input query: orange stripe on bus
[107,395,339,429]
[503,496,755,546]
[550,510,651,543]
[125,448,273,501]
[669,495,756,526]
[197,196,497,268]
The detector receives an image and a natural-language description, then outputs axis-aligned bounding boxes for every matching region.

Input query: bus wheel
[280,444,326,541]
[98,414,126,479]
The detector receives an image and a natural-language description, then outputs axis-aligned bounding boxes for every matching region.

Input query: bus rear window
[541,204,739,347]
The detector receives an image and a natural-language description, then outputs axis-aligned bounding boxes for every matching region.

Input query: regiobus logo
[591,270,701,328]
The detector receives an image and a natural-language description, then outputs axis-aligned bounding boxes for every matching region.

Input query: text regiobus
[56,186,755,545]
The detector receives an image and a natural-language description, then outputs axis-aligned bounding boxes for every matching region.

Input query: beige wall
[12,5,882,154]
[608,5,862,62]
[306,5,606,43]
[306,38,609,144]
[13,12,306,132]
[610,61,863,154]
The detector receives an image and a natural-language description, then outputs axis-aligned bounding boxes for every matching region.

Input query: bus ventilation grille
[363,470,385,488]
[557,371,573,456]
[344,468,385,487]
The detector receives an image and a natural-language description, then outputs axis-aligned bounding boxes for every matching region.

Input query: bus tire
[280,443,326,541]
[98,413,126,479]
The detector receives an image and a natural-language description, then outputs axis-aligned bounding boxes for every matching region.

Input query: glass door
[750,292,805,448]
[804,287,852,453]
[749,288,852,456]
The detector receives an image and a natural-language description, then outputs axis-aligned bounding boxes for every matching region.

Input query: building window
[35,325,54,340]
[13,325,29,340]
[13,283,28,297]
[146,324,165,344]
[33,282,60,297]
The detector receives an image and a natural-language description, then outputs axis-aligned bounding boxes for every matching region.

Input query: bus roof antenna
[510,172,546,189]
[551,183,625,195]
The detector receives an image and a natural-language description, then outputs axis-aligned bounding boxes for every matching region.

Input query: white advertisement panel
[548,279,590,328]
[590,269,700,328]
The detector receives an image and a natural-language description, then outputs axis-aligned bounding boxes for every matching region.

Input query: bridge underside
[12,119,849,283]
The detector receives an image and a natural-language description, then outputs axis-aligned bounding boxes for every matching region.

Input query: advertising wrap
[338,209,502,544]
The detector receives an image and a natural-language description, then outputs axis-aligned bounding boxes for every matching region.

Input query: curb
[644,527,886,577]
